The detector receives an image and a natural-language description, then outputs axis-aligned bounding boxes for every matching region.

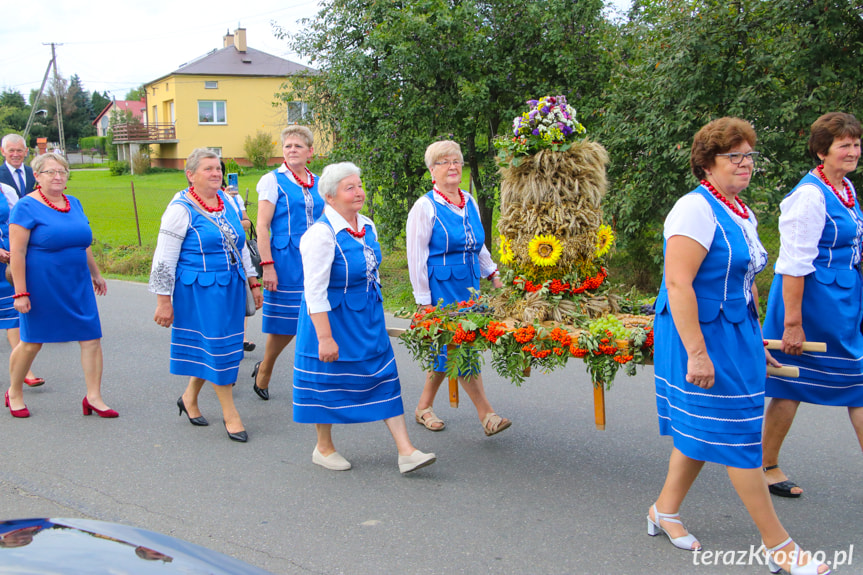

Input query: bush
[224,157,244,176]
[79,136,108,154]
[131,150,150,175]
[109,161,129,176]
[243,131,275,170]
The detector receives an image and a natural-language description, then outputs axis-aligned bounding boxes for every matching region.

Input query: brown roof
[149,45,316,83]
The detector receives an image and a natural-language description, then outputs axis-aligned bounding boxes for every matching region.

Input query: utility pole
[22,43,65,154]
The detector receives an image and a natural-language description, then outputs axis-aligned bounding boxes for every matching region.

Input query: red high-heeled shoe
[5,391,30,418]
[82,396,119,418]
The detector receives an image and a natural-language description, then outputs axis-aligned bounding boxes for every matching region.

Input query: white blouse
[1,183,18,212]
[148,195,257,296]
[299,205,378,314]
[256,163,304,204]
[405,192,498,305]
[773,181,826,277]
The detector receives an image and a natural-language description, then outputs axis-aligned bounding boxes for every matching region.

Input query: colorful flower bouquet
[397,297,653,388]
[494,95,587,166]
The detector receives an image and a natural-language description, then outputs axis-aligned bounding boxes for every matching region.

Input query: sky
[0,0,632,103]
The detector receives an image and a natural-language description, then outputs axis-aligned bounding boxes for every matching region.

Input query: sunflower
[594,224,615,258]
[527,234,563,267]
[499,235,514,265]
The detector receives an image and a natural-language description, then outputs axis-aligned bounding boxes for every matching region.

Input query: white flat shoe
[398,450,436,474]
[312,447,351,471]
[647,504,701,551]
[764,538,831,575]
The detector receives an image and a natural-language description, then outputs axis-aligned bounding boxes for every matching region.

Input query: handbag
[246,221,263,279]
[186,194,257,317]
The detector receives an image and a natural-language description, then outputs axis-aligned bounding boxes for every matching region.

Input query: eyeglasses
[434,160,464,168]
[39,169,69,178]
[715,152,760,165]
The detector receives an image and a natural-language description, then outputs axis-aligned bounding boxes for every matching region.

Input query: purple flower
[532,128,540,136]
[561,125,573,136]
[541,106,550,114]
[527,99,539,107]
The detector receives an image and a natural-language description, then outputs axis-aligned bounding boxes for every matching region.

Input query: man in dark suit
[1,134,36,198]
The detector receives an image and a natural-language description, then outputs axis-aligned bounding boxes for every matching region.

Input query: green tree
[0,89,27,109]
[125,85,145,101]
[280,0,611,247]
[91,90,111,120]
[597,0,863,286]
[0,88,30,136]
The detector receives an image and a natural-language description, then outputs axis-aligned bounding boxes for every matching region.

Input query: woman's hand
[0,249,9,264]
[154,297,174,328]
[492,276,503,289]
[780,324,805,355]
[13,295,30,314]
[685,350,715,389]
[765,348,782,368]
[251,285,263,309]
[317,335,339,362]
[262,266,278,291]
[92,275,108,296]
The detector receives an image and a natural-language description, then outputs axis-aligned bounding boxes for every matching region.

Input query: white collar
[324,204,372,235]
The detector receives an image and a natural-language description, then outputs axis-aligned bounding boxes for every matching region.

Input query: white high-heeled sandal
[764,538,831,575]
[647,504,701,551]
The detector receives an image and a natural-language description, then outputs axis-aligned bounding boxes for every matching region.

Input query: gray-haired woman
[150,148,262,441]
[292,162,435,473]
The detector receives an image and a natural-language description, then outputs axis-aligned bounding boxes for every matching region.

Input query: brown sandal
[415,407,445,431]
[482,412,512,436]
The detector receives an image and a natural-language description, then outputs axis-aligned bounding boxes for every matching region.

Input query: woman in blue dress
[293,162,435,474]
[6,153,115,419]
[0,182,42,389]
[761,112,863,498]
[405,140,508,436]
[650,118,829,575]
[251,126,325,400]
[150,149,262,442]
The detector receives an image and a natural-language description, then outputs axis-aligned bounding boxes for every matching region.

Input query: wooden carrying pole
[763,340,826,352]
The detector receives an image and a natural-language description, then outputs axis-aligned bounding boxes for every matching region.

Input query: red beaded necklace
[434,186,465,209]
[816,164,855,208]
[36,185,70,213]
[188,186,224,213]
[284,163,315,189]
[701,179,749,219]
[345,224,366,238]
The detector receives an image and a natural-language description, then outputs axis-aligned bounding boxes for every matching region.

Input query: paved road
[1,280,860,574]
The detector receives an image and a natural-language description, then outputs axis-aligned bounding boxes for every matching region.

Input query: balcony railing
[111,122,177,143]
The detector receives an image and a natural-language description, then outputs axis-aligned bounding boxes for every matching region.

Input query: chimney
[223,29,234,48]
[235,27,247,52]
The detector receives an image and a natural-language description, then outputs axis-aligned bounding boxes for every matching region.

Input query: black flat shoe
[224,421,248,442]
[177,396,208,426]
[764,465,802,498]
[243,341,256,352]
[251,361,269,400]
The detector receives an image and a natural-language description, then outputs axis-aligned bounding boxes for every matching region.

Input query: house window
[152,105,158,124]
[198,101,226,124]
[205,81,218,89]
[169,101,175,123]
[207,147,222,157]
[287,101,311,124]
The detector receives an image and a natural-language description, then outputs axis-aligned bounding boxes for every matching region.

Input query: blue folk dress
[292,212,404,424]
[0,187,18,330]
[165,191,247,385]
[762,173,863,406]
[10,195,101,343]
[262,170,324,336]
[654,186,768,469]
[424,190,485,373]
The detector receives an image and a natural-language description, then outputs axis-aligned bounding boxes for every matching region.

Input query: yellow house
[114,28,327,170]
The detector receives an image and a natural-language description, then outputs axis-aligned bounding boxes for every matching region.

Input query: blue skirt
[261,240,302,336]
[763,273,863,407]
[293,289,404,424]
[654,300,766,469]
[169,273,245,385]
[0,267,17,330]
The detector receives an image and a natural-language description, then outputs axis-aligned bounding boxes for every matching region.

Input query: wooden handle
[763,340,826,352]
[767,365,799,378]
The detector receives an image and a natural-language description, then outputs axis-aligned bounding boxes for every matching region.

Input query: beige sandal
[415,407,446,431]
[482,412,512,436]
